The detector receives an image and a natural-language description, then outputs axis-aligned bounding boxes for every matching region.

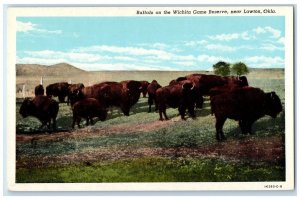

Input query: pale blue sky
[16,16,285,71]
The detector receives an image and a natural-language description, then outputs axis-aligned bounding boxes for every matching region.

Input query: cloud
[17,21,36,32]
[241,31,252,40]
[265,26,281,38]
[253,26,281,38]
[207,31,255,41]
[259,43,284,51]
[206,44,236,52]
[244,56,284,68]
[253,27,266,34]
[197,54,231,63]
[152,43,168,49]
[208,33,239,41]
[184,40,208,46]
[23,50,110,63]
[16,20,62,34]
[173,61,196,67]
[74,45,172,59]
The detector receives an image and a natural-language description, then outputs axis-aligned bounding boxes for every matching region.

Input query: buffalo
[67,83,85,105]
[139,81,150,98]
[183,74,249,108]
[34,84,44,96]
[156,80,197,120]
[147,80,162,112]
[46,82,70,103]
[72,98,107,128]
[19,95,59,130]
[69,80,142,116]
[210,87,282,141]
[68,83,110,106]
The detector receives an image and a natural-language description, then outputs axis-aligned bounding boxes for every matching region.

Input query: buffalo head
[265,91,283,118]
[19,98,34,118]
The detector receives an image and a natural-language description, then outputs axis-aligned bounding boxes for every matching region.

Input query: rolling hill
[16,63,87,76]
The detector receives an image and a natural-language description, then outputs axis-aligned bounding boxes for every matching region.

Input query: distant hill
[16,63,87,76]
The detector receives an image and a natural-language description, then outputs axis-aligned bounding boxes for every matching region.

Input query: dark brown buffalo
[187,74,248,94]
[71,81,142,116]
[147,80,162,112]
[34,84,44,96]
[72,98,107,128]
[67,83,85,105]
[210,87,282,141]
[117,80,143,114]
[209,84,245,97]
[156,80,197,120]
[68,83,111,106]
[140,81,150,97]
[184,74,249,108]
[46,82,70,103]
[19,95,59,130]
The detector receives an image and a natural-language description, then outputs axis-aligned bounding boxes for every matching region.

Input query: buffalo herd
[19,74,283,141]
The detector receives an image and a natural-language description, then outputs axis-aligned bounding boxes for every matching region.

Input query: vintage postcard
[6,6,294,191]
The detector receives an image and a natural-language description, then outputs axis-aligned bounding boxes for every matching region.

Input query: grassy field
[15,69,285,183]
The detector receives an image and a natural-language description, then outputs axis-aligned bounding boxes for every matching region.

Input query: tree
[231,62,249,76]
[213,61,230,76]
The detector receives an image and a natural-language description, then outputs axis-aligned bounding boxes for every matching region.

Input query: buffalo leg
[148,96,153,113]
[158,106,164,120]
[239,120,248,135]
[159,110,163,121]
[143,91,147,98]
[39,121,47,129]
[58,96,65,103]
[216,117,226,141]
[158,104,168,120]
[239,120,254,135]
[154,103,158,111]
[67,96,70,106]
[178,106,186,120]
[86,118,89,126]
[72,116,76,128]
[90,117,94,125]
[52,118,57,130]
[245,120,254,135]
[148,105,152,113]
[188,105,196,119]
[47,120,51,129]
[163,109,168,120]
[121,105,130,116]
[76,117,81,128]
[196,96,204,109]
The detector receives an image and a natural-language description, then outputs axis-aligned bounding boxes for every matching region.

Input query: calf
[147,80,162,112]
[72,98,107,128]
[211,87,282,141]
[19,96,59,130]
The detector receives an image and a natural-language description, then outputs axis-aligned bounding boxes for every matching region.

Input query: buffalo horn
[191,83,195,90]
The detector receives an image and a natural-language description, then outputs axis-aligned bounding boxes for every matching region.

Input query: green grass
[16,157,285,183]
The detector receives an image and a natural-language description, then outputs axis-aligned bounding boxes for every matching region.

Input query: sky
[16,16,285,71]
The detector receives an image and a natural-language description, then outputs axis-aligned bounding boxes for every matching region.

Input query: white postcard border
[6,5,295,191]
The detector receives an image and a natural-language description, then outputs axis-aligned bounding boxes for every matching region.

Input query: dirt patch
[16,119,178,143]
[16,135,284,168]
